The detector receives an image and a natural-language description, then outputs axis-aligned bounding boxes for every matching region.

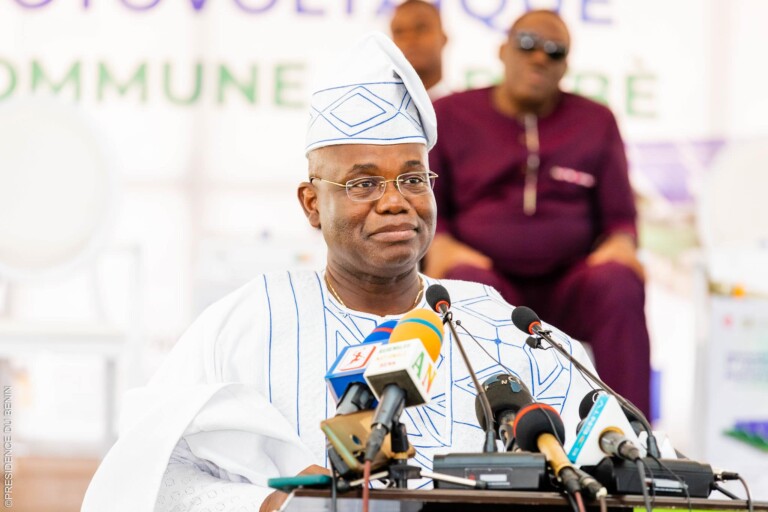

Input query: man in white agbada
[83,32,598,512]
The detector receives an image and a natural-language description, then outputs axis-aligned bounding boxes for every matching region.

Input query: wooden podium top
[287,488,765,512]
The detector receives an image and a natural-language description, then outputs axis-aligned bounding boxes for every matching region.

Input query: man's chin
[363,249,420,274]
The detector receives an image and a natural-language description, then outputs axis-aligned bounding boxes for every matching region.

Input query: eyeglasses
[511,31,568,61]
[309,171,438,202]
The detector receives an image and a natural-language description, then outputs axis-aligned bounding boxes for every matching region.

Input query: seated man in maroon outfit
[425,9,651,416]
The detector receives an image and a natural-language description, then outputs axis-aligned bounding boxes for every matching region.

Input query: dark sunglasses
[512,31,569,61]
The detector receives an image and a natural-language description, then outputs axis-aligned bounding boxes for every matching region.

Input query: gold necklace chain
[324,273,424,310]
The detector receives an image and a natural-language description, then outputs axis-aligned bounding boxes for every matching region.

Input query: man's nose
[527,48,552,65]
[376,181,409,210]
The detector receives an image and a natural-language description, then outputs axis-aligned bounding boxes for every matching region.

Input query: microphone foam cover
[511,306,541,335]
[577,389,642,424]
[425,283,451,313]
[362,319,397,344]
[578,390,602,420]
[475,374,533,430]
[513,403,566,452]
[390,308,443,362]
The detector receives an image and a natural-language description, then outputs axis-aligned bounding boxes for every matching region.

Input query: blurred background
[0,0,766,509]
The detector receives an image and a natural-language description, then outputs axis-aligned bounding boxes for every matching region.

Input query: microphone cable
[598,494,607,512]
[329,460,339,512]
[713,469,753,511]
[737,475,754,512]
[647,454,691,512]
[573,490,586,512]
[640,456,658,508]
[536,403,566,447]
[454,319,522,377]
[501,422,515,451]
[564,491,579,512]
[362,460,371,512]
[634,458,652,512]
[712,483,739,500]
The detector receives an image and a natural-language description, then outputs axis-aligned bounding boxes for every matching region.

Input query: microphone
[579,389,644,435]
[425,283,450,315]
[325,320,398,415]
[363,309,443,461]
[511,306,660,458]
[475,374,533,450]
[578,390,601,420]
[599,427,642,462]
[571,390,644,464]
[426,283,497,453]
[513,403,581,495]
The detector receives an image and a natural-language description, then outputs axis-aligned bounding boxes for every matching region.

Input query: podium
[283,488,767,512]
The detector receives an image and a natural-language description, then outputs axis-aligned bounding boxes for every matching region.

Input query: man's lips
[369,224,418,242]
[524,65,554,86]
[525,68,547,83]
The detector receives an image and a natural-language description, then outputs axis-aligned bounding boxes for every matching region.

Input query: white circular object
[0,99,114,280]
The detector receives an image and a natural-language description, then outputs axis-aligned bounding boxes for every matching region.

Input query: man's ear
[499,41,508,62]
[297,182,321,229]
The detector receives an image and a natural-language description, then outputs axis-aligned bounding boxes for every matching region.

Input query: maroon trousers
[446,261,651,417]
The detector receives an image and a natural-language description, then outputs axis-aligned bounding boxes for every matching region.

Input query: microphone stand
[388,422,421,488]
[440,308,497,453]
[385,421,489,490]
[527,330,660,458]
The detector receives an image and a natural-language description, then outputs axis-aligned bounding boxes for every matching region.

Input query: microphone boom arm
[531,328,660,458]
[442,309,497,453]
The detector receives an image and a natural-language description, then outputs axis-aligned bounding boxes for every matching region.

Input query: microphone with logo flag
[322,320,400,477]
[362,308,443,462]
[569,391,645,465]
[325,320,397,415]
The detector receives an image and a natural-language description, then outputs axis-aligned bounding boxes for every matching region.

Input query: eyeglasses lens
[515,32,567,61]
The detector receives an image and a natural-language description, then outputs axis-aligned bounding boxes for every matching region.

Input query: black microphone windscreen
[578,389,643,425]
[578,390,602,420]
[513,403,566,452]
[525,336,540,349]
[511,306,541,335]
[474,374,533,430]
[425,284,451,313]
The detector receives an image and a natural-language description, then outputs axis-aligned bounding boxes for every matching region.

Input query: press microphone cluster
[424,287,605,496]
[320,295,743,498]
[511,305,661,459]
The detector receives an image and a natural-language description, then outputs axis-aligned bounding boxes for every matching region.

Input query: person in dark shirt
[425,9,651,416]
[390,0,451,101]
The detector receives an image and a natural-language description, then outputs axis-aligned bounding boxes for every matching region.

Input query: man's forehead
[393,2,441,23]
[312,143,427,175]
[511,12,570,43]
